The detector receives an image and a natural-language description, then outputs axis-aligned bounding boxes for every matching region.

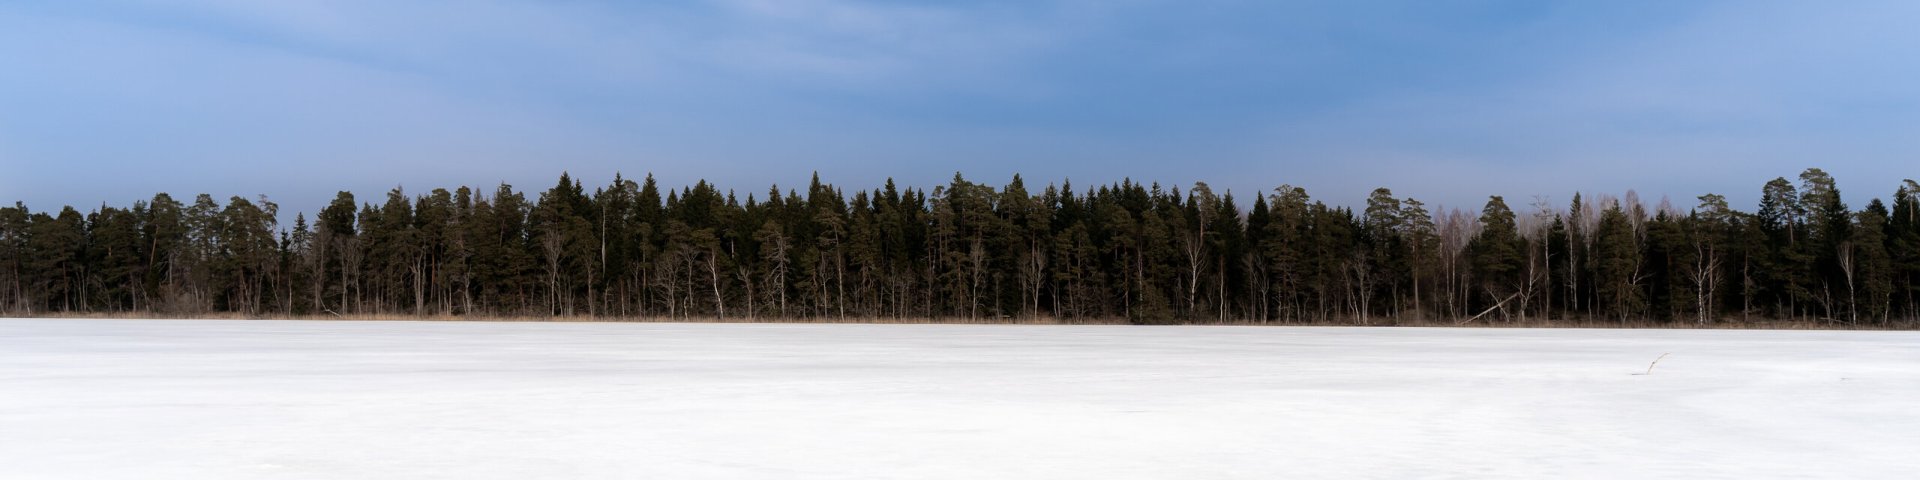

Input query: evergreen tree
[1595,200,1644,322]
[85,205,146,311]
[1756,177,1809,318]
[1685,194,1732,324]
[0,203,27,313]
[1469,196,1523,321]
[1800,168,1851,323]
[6,167,1916,327]
[1848,200,1893,325]
[1890,180,1920,324]
[1362,188,1404,322]
[316,191,358,314]
[217,196,279,315]
[25,207,86,312]
[289,213,315,314]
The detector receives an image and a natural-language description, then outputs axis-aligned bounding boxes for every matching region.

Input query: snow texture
[2,319,1917,479]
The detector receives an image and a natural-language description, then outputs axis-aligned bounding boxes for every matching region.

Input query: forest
[2,168,1918,327]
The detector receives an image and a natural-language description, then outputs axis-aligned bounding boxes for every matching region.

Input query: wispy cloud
[3,0,1916,216]
[1243,1,1920,209]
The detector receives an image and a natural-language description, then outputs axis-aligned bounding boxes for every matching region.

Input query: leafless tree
[1686,194,1731,325]
[1838,241,1857,326]
[1182,183,1215,315]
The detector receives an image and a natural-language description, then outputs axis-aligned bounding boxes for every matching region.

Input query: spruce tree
[1470,196,1523,321]
[1595,200,1643,322]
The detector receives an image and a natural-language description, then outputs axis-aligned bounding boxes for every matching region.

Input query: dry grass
[6,310,1906,330]
[11,311,1102,325]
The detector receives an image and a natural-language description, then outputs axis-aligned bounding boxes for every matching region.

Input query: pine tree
[217,196,279,315]
[1757,177,1808,318]
[1401,198,1439,321]
[1848,200,1893,325]
[9,167,1919,327]
[1890,180,1920,324]
[25,207,86,312]
[316,191,358,314]
[1362,188,1404,322]
[85,205,146,312]
[1595,200,1644,322]
[1470,196,1523,321]
[0,203,27,312]
[289,213,315,314]
[1686,194,1732,324]
[1800,168,1851,323]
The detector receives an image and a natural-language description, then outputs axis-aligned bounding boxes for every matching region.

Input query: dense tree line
[4,168,1919,327]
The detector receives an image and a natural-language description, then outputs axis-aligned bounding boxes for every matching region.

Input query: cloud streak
[2,0,1916,218]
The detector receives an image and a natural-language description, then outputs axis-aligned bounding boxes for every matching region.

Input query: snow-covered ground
[1,319,1916,479]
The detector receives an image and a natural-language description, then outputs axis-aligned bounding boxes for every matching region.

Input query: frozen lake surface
[2,319,1917,479]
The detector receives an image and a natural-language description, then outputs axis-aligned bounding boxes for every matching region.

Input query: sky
[2,0,1917,220]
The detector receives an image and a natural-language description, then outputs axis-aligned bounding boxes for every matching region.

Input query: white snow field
[2,319,1917,479]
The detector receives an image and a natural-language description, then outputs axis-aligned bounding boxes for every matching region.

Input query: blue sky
[3,0,1917,219]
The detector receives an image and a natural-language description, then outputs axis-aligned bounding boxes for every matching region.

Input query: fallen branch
[1633,353,1670,375]
[321,308,343,319]
[1455,291,1522,325]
